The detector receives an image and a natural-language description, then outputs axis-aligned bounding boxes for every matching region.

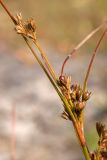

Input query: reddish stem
[83,29,107,92]
[61,48,76,76]
[0,0,16,24]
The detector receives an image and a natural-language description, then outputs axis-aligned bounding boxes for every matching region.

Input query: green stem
[82,146,91,160]
[33,40,56,80]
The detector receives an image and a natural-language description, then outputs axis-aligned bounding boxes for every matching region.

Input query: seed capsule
[70,84,77,91]
[70,91,76,101]
[57,76,65,86]
[76,88,82,101]
[75,101,85,111]
[82,91,91,101]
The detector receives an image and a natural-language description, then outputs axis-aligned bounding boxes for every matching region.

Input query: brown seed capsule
[26,18,36,32]
[82,91,91,101]
[75,101,85,111]
[57,76,65,86]
[101,151,107,159]
[70,91,76,101]
[102,130,107,139]
[70,84,78,91]
[76,88,82,101]
[102,130,107,146]
[58,75,66,86]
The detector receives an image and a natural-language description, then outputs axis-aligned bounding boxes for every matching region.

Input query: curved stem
[61,22,106,76]
[83,29,107,92]
[61,49,76,76]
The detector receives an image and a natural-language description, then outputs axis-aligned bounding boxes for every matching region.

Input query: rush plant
[0,1,107,160]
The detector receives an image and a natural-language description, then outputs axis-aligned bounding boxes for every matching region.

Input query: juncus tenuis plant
[0,1,107,159]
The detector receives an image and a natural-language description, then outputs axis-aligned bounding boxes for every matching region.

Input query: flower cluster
[91,122,107,160]
[57,75,91,120]
[14,13,36,40]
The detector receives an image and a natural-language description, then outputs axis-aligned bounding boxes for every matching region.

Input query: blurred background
[0,0,107,160]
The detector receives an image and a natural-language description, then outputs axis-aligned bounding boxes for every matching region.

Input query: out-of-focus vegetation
[0,0,107,52]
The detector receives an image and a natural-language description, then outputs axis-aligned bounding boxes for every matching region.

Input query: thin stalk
[97,144,101,160]
[61,21,107,76]
[82,145,91,160]
[24,38,75,120]
[72,119,91,160]
[24,37,62,98]
[0,0,17,24]
[24,39,79,127]
[33,40,56,80]
[83,28,107,92]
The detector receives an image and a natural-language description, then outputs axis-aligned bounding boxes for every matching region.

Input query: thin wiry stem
[33,40,57,80]
[24,37,62,97]
[24,39,75,123]
[23,38,76,124]
[61,22,107,76]
[0,0,17,24]
[83,28,107,92]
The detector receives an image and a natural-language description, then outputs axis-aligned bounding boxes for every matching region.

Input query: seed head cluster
[14,13,36,40]
[57,75,91,119]
[91,122,107,160]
